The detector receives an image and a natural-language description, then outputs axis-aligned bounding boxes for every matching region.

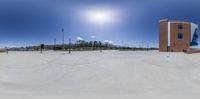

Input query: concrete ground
[0,50,200,99]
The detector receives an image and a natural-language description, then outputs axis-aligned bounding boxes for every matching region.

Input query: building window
[178,33,183,40]
[178,25,183,30]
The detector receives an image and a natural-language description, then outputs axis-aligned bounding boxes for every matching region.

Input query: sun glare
[85,10,116,24]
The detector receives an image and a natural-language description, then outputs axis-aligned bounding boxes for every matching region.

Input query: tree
[93,41,98,47]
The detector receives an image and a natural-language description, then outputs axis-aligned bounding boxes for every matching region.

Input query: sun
[89,12,110,23]
[85,10,115,24]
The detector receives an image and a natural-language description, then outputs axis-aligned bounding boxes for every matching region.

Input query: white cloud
[77,37,84,41]
[104,40,113,44]
[90,35,95,39]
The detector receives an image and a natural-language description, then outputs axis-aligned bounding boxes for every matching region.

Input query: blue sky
[0,0,200,48]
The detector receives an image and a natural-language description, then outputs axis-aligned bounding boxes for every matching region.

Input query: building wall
[159,19,193,52]
[170,23,190,52]
[159,20,168,52]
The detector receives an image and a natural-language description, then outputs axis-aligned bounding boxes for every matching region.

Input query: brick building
[159,19,198,52]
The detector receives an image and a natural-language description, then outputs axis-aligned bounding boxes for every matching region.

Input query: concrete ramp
[184,48,200,54]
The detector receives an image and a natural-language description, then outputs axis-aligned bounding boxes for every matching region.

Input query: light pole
[62,28,65,50]
[147,43,149,51]
[69,37,71,54]
[54,38,56,50]
[40,44,44,54]
[91,36,95,50]
[5,46,8,54]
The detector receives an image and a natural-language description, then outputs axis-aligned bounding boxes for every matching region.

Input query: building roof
[159,19,192,24]
[169,20,190,24]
